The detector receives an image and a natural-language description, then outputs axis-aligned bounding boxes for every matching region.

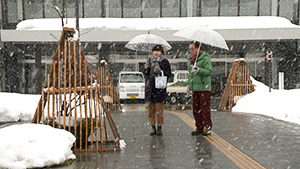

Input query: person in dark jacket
[187,41,213,136]
[144,45,171,136]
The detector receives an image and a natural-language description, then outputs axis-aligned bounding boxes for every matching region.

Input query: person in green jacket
[187,41,213,136]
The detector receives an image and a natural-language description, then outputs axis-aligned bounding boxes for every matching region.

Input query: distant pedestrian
[187,41,213,136]
[144,45,171,136]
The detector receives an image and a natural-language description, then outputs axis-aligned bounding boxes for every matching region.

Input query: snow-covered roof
[2,16,300,42]
[14,16,298,30]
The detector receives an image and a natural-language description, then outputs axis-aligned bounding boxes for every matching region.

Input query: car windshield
[120,73,144,83]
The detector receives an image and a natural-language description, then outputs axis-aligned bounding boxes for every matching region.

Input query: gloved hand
[144,61,150,69]
[191,66,199,73]
[154,66,162,74]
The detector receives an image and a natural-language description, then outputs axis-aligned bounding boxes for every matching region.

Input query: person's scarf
[190,51,202,65]
[150,55,165,78]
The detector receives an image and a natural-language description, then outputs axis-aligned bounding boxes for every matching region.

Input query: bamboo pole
[58,41,62,129]
[84,56,88,150]
[95,86,99,150]
[52,54,56,127]
[68,40,72,132]
[79,43,83,151]
[96,66,103,150]
[100,96,104,151]
[89,74,94,149]
[36,100,40,124]
[63,39,67,130]
[73,40,78,150]
[41,90,44,124]
[47,74,50,125]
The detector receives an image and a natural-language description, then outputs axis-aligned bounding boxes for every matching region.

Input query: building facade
[1,0,300,95]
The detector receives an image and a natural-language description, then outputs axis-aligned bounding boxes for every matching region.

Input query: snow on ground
[232,77,300,125]
[0,123,76,169]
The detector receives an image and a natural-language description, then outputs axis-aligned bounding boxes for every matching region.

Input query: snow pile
[0,92,40,122]
[232,77,300,124]
[0,123,76,169]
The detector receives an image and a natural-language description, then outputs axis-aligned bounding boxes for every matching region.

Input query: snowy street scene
[1,1,300,169]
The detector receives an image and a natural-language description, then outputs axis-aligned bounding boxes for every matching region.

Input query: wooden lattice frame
[32,27,121,152]
[96,61,122,113]
[218,59,255,111]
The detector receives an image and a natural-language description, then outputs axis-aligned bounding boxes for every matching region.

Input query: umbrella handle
[194,43,202,66]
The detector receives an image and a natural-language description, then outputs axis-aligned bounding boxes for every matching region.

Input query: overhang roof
[1,16,300,42]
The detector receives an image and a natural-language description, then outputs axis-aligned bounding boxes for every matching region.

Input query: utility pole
[266,50,272,92]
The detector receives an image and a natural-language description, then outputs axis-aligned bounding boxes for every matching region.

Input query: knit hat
[152,45,164,55]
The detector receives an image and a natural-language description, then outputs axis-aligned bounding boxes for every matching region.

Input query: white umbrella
[125,33,172,52]
[173,26,229,50]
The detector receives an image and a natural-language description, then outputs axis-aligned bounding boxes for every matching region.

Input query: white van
[117,71,145,100]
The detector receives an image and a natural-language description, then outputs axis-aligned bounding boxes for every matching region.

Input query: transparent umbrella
[125,33,172,52]
[173,26,229,50]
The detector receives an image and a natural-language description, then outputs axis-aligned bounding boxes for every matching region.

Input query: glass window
[123,0,141,18]
[25,0,43,19]
[279,0,294,20]
[220,0,237,16]
[44,0,83,19]
[120,73,144,83]
[180,0,187,17]
[143,0,160,18]
[44,0,58,18]
[64,0,76,18]
[84,0,102,17]
[162,0,180,17]
[0,0,2,24]
[109,0,121,17]
[240,0,257,16]
[201,0,218,16]
[177,72,187,80]
[259,0,271,16]
[7,0,18,23]
[185,0,199,17]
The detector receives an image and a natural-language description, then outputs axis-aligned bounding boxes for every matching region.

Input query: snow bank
[0,92,40,122]
[232,77,300,125]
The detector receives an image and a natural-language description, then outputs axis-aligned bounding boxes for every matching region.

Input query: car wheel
[169,94,177,104]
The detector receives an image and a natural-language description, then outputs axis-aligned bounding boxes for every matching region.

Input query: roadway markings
[167,111,266,169]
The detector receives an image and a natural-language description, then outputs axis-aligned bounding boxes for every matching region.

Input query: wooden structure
[218,59,255,111]
[32,28,121,152]
[96,61,122,113]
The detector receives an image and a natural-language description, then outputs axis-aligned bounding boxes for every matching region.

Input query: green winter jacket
[188,51,212,92]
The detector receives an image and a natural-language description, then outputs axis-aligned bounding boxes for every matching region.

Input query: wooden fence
[218,59,255,111]
[32,28,121,152]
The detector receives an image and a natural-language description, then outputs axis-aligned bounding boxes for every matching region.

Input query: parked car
[117,71,145,101]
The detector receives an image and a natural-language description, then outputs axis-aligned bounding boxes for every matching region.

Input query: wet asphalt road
[2,103,300,169]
